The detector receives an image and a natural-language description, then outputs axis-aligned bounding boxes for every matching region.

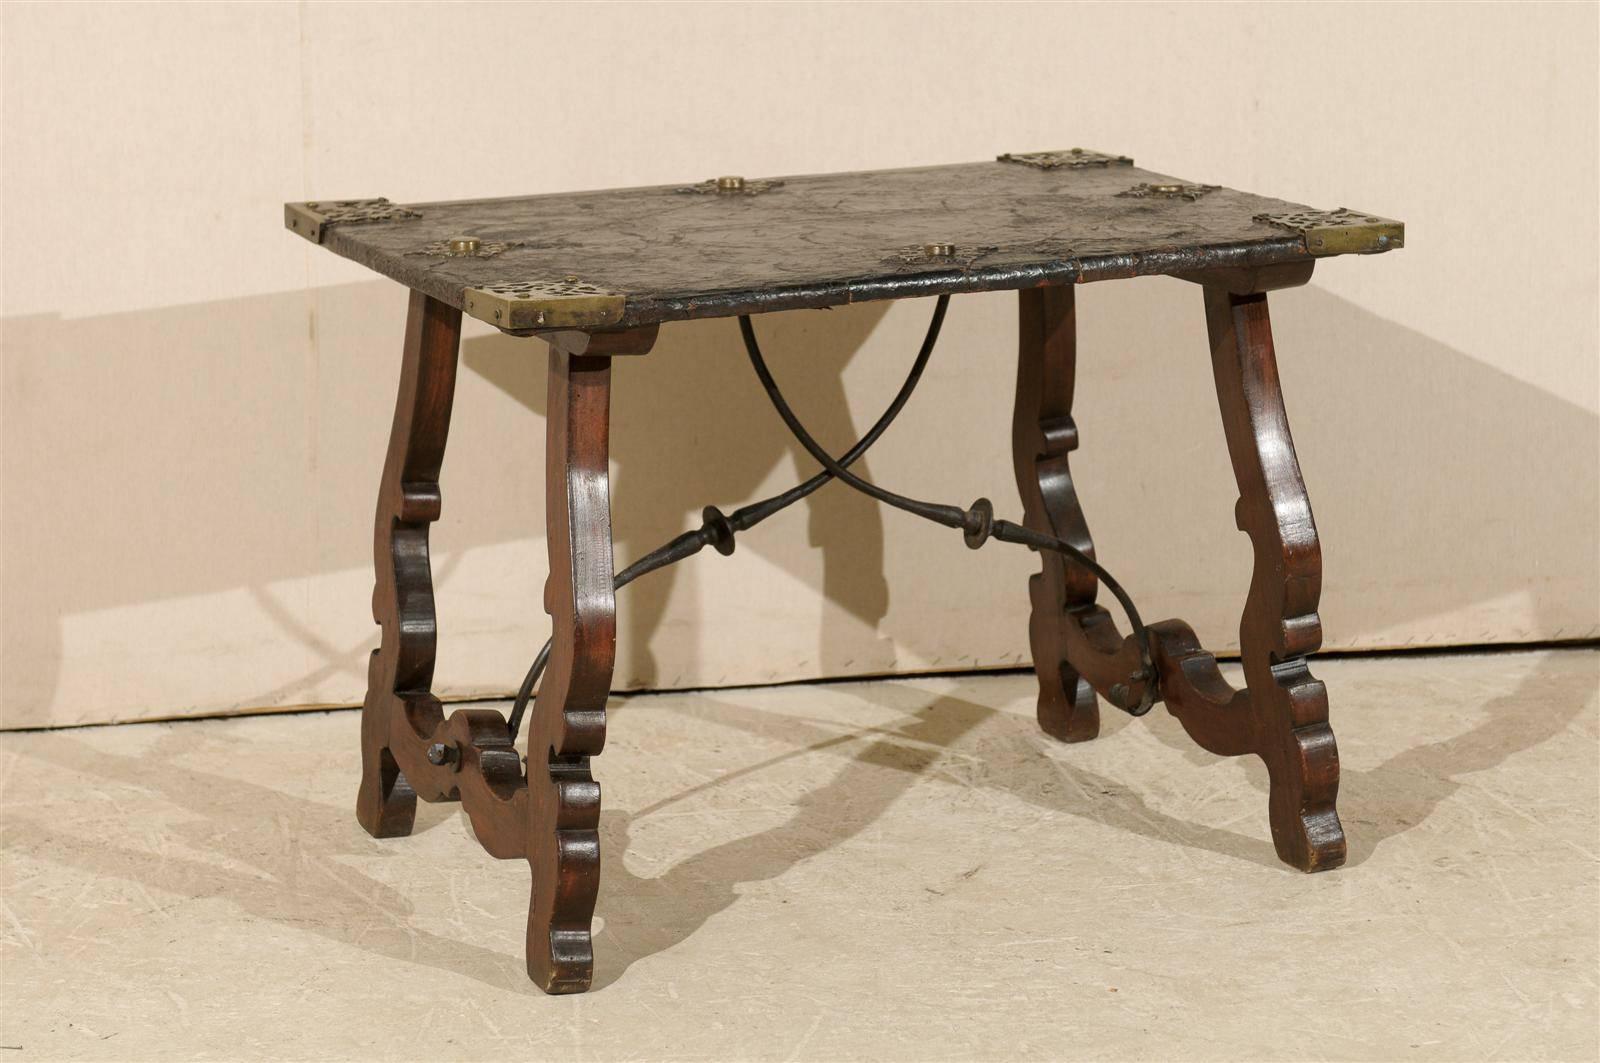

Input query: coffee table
[285,150,1402,992]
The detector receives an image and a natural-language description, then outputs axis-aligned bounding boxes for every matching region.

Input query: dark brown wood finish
[522,347,618,993]
[356,289,648,993]
[356,290,463,839]
[1012,281,1345,873]
[1189,285,1343,871]
[321,154,1396,992]
[354,291,532,857]
[1012,286,1100,742]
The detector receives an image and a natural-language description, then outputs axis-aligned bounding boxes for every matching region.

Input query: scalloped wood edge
[1013,282,1345,873]
[356,292,643,994]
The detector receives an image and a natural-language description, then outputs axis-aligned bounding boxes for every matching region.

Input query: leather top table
[285,149,1403,993]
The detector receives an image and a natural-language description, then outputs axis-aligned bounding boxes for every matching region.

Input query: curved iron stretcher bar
[506,294,952,744]
[737,312,1158,715]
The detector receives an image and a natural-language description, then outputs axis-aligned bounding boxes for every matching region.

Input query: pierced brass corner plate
[462,279,625,331]
[998,148,1134,170]
[284,198,421,244]
[1254,208,1405,255]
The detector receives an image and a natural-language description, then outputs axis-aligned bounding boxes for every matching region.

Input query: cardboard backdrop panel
[3,2,1596,728]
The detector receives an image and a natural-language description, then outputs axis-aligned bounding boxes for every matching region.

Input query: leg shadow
[1,724,538,993]
[593,683,1278,987]
[1336,648,1598,866]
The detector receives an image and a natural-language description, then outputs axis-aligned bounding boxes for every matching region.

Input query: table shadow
[5,649,1591,996]
[588,685,1275,989]
[1137,647,1600,868]
[0,726,543,995]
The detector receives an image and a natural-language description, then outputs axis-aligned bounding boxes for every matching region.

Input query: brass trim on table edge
[462,281,626,331]
[1254,208,1405,255]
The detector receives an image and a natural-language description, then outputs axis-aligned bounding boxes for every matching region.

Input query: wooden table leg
[1012,279,1344,873]
[1194,287,1344,871]
[522,348,617,993]
[354,288,525,860]
[356,292,645,993]
[357,290,463,838]
[1013,285,1101,742]
[1135,286,1345,872]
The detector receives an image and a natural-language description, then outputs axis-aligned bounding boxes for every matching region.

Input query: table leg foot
[356,717,417,839]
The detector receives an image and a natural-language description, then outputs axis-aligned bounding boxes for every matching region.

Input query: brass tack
[922,242,956,258]
[716,175,746,192]
[448,236,481,254]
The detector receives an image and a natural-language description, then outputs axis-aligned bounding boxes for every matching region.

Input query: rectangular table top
[286,150,1402,333]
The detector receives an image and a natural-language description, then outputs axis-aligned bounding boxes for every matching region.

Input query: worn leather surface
[309,157,1391,329]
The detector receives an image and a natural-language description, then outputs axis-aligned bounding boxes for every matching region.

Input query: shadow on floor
[1138,648,1599,867]
[589,686,1268,988]
[1,726,542,995]
[3,651,1593,994]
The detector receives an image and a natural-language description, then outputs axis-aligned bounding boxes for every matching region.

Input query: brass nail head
[923,242,956,258]
[716,175,746,192]
[449,236,481,254]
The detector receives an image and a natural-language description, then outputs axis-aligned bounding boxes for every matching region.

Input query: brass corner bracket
[284,198,421,244]
[462,278,625,331]
[998,149,1134,170]
[1254,208,1405,255]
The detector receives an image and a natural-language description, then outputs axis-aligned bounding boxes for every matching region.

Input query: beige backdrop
[2,2,1596,729]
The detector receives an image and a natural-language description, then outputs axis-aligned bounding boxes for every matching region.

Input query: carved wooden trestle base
[289,152,1401,992]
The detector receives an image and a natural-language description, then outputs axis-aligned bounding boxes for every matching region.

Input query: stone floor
[1,649,1596,1062]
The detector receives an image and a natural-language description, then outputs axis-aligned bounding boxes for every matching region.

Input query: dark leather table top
[286,149,1402,332]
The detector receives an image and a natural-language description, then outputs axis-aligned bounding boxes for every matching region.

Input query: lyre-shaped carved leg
[1013,287,1099,740]
[523,349,617,993]
[1011,280,1343,873]
[356,293,639,993]
[1198,287,1344,871]
[357,291,462,838]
